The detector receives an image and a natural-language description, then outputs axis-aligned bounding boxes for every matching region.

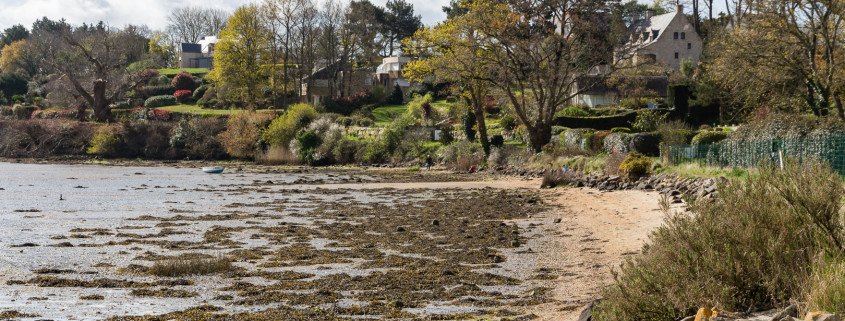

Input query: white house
[178,36,218,69]
[615,5,703,72]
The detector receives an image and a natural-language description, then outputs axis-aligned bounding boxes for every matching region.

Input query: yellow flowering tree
[209,4,269,110]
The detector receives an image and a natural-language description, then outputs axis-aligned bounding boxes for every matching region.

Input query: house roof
[576,75,669,97]
[628,11,677,48]
[181,43,201,53]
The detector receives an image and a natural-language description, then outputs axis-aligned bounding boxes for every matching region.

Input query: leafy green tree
[388,83,404,104]
[0,73,27,103]
[209,4,269,109]
[383,0,422,55]
[0,24,29,48]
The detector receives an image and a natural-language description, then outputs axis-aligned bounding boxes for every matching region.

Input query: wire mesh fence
[667,133,845,173]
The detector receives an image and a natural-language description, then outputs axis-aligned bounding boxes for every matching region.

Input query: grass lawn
[156,104,276,116]
[371,104,407,126]
[157,68,211,76]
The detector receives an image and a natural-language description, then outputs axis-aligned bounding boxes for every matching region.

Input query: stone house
[572,75,669,108]
[300,60,373,105]
[178,36,218,69]
[615,5,702,72]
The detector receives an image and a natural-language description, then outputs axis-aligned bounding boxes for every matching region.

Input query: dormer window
[652,30,659,39]
[681,32,686,39]
[643,32,649,40]
[674,32,678,39]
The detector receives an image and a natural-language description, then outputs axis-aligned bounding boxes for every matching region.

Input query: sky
[0,0,726,32]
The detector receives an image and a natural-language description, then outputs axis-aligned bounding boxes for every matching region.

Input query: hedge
[144,95,177,108]
[691,131,729,145]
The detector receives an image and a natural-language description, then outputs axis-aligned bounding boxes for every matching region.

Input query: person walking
[425,155,433,170]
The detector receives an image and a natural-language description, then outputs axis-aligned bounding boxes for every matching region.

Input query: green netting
[667,133,845,174]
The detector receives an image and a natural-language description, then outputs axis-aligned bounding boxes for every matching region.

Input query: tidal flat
[0,162,561,320]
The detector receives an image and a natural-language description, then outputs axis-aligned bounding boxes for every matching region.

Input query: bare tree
[265,0,304,108]
[34,24,153,121]
[167,6,231,44]
[295,0,320,103]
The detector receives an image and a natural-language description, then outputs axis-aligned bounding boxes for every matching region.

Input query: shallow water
[0,162,553,320]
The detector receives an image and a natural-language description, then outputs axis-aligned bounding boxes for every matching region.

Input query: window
[687,43,692,49]
[681,32,686,39]
[652,30,659,39]
[674,52,679,59]
[673,32,678,39]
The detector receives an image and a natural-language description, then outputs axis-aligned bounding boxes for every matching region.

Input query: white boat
[202,166,224,173]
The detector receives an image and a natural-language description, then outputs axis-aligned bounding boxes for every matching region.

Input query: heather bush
[219,112,275,159]
[262,103,318,148]
[171,72,196,91]
[174,90,192,103]
[144,95,177,108]
[595,160,845,321]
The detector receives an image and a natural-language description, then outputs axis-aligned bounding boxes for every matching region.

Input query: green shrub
[690,131,729,145]
[627,132,660,156]
[439,125,455,145]
[144,95,177,108]
[463,109,476,141]
[499,116,516,131]
[368,85,388,105]
[142,85,175,98]
[87,125,121,156]
[611,127,631,133]
[262,103,318,148]
[595,160,845,320]
[558,106,592,117]
[387,83,404,105]
[296,129,321,165]
[192,85,209,101]
[630,109,667,132]
[618,152,652,181]
[219,112,275,159]
[11,94,24,103]
[490,135,504,147]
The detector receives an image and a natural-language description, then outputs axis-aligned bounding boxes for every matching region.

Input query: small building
[375,56,413,93]
[615,5,702,72]
[301,60,372,105]
[178,36,218,69]
[572,75,668,108]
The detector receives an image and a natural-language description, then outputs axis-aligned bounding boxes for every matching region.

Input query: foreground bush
[262,103,318,148]
[618,152,652,181]
[219,112,275,159]
[0,119,94,157]
[170,117,227,159]
[595,160,845,320]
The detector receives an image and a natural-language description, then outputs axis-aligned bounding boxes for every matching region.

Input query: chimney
[645,9,654,20]
[676,4,684,13]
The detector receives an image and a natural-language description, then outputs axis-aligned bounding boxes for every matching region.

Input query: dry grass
[255,146,300,165]
[804,259,845,314]
[148,253,233,277]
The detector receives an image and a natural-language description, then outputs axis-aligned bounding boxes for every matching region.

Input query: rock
[578,300,601,321]
[432,220,440,226]
[770,304,798,321]
[553,218,562,223]
[803,312,842,321]
[511,240,520,247]
[396,226,405,232]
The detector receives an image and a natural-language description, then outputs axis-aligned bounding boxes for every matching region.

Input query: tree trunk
[472,99,490,157]
[527,124,551,153]
[92,79,111,122]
